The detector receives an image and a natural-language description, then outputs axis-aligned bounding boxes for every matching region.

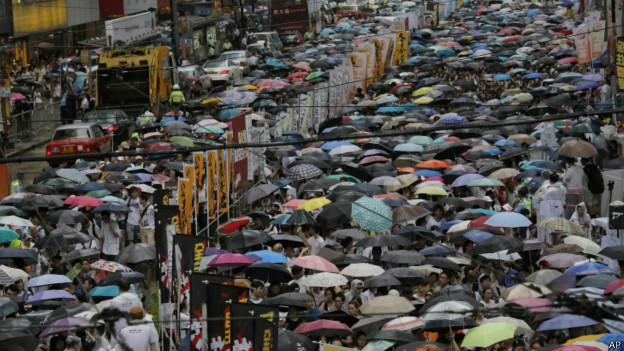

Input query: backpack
[584,163,604,194]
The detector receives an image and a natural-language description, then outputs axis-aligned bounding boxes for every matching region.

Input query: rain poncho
[344,279,364,307]
[570,202,592,238]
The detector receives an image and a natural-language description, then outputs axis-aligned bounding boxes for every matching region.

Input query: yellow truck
[96,46,175,116]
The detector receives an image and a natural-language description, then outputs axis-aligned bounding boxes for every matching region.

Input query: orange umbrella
[415,160,452,169]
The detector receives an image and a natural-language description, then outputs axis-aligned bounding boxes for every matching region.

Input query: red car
[337,6,365,20]
[46,123,113,166]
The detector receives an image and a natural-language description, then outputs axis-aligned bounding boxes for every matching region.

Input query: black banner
[174,235,208,306]
[153,189,171,207]
[190,274,235,351]
[207,284,249,351]
[231,303,278,351]
[155,206,179,303]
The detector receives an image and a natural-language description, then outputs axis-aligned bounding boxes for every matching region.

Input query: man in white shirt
[118,307,158,351]
[99,211,122,260]
[126,187,141,245]
[564,157,585,211]
[110,279,143,313]
[139,194,155,245]
[306,224,324,256]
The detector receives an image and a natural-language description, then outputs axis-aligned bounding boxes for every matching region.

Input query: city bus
[270,0,322,35]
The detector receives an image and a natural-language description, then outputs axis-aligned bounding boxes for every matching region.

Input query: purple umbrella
[545,273,576,293]
[582,73,604,82]
[135,173,153,182]
[28,289,76,305]
[536,314,599,331]
[209,253,254,267]
[426,90,444,99]
[451,174,485,187]
[204,247,228,256]
[40,317,89,337]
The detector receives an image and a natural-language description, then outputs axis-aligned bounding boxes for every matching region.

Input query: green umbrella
[461,322,516,348]
[467,178,505,187]
[169,136,196,147]
[305,71,325,80]
[327,174,361,183]
[85,190,112,198]
[570,122,600,134]
[0,227,20,244]
[351,196,392,233]
[408,136,433,146]
[45,178,76,190]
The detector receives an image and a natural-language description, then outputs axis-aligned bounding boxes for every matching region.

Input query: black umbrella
[278,329,314,351]
[33,169,58,184]
[0,248,38,264]
[363,274,402,288]
[499,147,527,160]
[355,235,411,248]
[320,311,360,327]
[421,257,461,272]
[599,245,624,260]
[331,254,371,266]
[340,163,374,182]
[0,331,39,351]
[101,163,130,172]
[23,184,57,195]
[381,250,425,265]
[382,268,425,285]
[393,226,442,241]
[262,292,310,308]
[224,230,273,251]
[331,228,368,241]
[266,234,306,248]
[45,210,88,225]
[423,317,478,330]
[438,197,471,208]
[0,298,18,318]
[577,274,619,289]
[18,195,64,210]
[367,329,418,343]
[473,235,524,254]
[104,172,142,184]
[245,262,293,283]
[59,248,100,264]
[604,158,624,170]
[115,243,156,264]
[241,184,280,205]
[98,272,146,286]
[286,209,316,226]
[316,202,352,229]
[266,145,298,158]
[433,143,471,160]
[39,231,92,249]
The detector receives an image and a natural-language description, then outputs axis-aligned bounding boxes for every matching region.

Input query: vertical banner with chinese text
[207,284,249,351]
[178,177,193,235]
[616,37,624,91]
[231,113,251,193]
[207,151,216,220]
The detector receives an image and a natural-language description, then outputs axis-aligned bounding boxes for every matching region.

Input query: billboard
[12,0,68,36]
[104,11,156,46]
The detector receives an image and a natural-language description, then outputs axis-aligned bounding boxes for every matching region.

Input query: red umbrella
[415,160,452,169]
[499,29,516,35]
[209,253,254,267]
[391,83,415,92]
[468,216,497,228]
[292,62,312,71]
[291,256,339,273]
[218,216,252,235]
[144,142,173,151]
[63,196,103,207]
[604,279,624,294]
[287,72,309,80]
[153,174,174,183]
[294,320,353,337]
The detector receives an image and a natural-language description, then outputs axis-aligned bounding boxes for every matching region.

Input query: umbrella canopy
[351,196,393,232]
[461,322,517,348]
[559,139,598,158]
[537,314,599,331]
[291,256,339,273]
[294,320,353,337]
[341,263,386,277]
[115,243,156,264]
[361,296,415,315]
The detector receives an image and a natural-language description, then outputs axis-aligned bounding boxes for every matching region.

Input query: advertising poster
[589,20,606,60]
[231,303,278,351]
[207,151,216,220]
[207,284,249,351]
[217,150,229,213]
[174,235,207,306]
[574,24,591,63]
[231,113,250,193]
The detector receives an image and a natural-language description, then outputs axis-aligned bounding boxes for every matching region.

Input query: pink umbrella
[421,176,445,184]
[143,132,163,139]
[294,320,353,337]
[509,297,552,312]
[195,119,220,127]
[291,256,339,273]
[442,41,460,47]
[210,253,254,267]
[604,279,624,294]
[293,62,312,71]
[91,260,132,272]
[63,195,103,207]
[2,193,30,201]
[445,164,477,173]
[10,93,25,102]
[257,79,291,88]
[287,72,309,80]
[153,174,174,183]
[284,199,307,209]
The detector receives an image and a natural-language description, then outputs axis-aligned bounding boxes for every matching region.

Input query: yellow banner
[207,151,216,220]
[177,178,193,235]
[372,39,384,81]
[184,164,195,187]
[193,152,205,192]
[392,31,410,66]
[217,150,229,213]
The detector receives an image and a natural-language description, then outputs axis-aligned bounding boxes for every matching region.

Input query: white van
[246,32,284,52]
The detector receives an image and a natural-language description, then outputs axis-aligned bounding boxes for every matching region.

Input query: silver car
[176,65,213,96]
[219,51,251,74]
[202,60,243,84]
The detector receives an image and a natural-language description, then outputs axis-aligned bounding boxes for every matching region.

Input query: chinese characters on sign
[616,37,624,91]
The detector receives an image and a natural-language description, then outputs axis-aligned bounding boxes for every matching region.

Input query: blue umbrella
[598,334,624,350]
[493,74,511,81]
[494,140,520,147]
[463,230,494,243]
[90,286,137,297]
[376,105,418,113]
[485,212,532,228]
[419,245,455,257]
[521,160,562,172]
[413,170,442,177]
[320,28,336,36]
[451,174,484,187]
[218,108,241,121]
[536,314,599,331]
[272,214,291,225]
[473,208,497,216]
[440,220,463,231]
[74,182,108,192]
[351,196,392,233]
[394,143,424,152]
[576,82,602,91]
[566,261,615,276]
[26,274,72,288]
[320,141,352,150]
[484,149,502,156]
[527,8,540,17]
[245,250,288,263]
[437,48,455,57]
[160,116,188,126]
[522,72,546,80]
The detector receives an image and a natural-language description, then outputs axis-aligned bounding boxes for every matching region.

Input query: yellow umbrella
[241,84,257,91]
[202,97,223,107]
[298,197,331,211]
[563,335,606,346]
[374,93,391,100]
[412,87,434,97]
[415,186,448,196]
[414,96,434,105]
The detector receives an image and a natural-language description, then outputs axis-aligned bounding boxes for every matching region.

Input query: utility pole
[171,0,180,65]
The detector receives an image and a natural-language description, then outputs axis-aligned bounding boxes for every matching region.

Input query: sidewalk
[6,122,59,158]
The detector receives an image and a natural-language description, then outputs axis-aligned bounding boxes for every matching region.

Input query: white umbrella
[329,145,361,155]
[563,235,601,255]
[0,215,33,227]
[410,264,442,277]
[306,272,348,288]
[340,263,385,277]
[479,249,522,262]
[0,265,28,283]
[421,300,473,320]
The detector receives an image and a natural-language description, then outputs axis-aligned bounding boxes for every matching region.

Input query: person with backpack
[581,157,604,217]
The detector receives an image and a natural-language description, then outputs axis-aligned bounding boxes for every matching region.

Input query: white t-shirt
[565,165,586,190]
[127,197,141,225]
[180,312,190,340]
[118,323,158,351]
[100,220,121,256]
[110,292,143,313]
[307,236,325,256]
